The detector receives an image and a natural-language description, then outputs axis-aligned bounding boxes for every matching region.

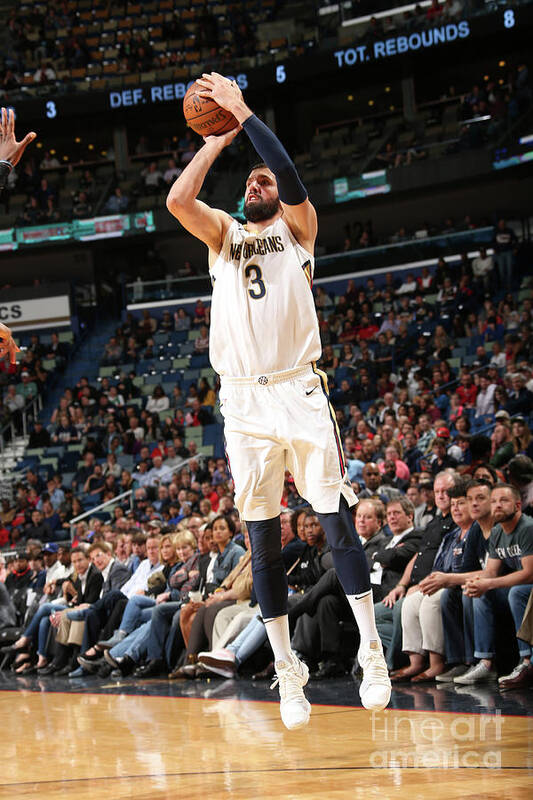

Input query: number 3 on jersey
[245,264,266,299]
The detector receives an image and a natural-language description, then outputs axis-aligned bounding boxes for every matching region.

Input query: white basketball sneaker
[270,653,311,730]
[358,640,391,711]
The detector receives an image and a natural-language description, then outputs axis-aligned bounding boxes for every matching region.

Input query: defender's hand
[0,322,20,365]
[0,108,37,167]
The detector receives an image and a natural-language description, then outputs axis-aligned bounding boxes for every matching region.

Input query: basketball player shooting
[167,72,391,729]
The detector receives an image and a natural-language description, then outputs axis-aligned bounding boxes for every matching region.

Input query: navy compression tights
[247,498,370,620]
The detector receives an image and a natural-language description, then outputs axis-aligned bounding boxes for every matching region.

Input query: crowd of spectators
[0,329,69,435]
[1,205,532,687]
[375,63,531,170]
[0,0,278,99]
[1,467,532,688]
[1,153,110,226]
[356,0,467,45]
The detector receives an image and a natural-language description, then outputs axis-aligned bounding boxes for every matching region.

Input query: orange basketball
[183,81,239,137]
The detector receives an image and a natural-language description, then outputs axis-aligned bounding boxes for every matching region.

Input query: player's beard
[244,196,280,223]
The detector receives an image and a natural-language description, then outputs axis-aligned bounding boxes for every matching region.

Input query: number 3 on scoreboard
[245,264,266,299]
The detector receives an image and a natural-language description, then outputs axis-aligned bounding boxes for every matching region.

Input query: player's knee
[247,517,283,570]
[317,510,357,552]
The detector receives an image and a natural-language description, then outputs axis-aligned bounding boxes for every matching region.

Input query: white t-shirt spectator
[194,334,209,353]
[34,65,56,82]
[129,425,145,441]
[472,254,494,278]
[147,463,171,486]
[490,352,506,369]
[146,396,170,414]
[475,383,496,416]
[120,557,162,598]
[5,389,24,413]
[143,167,163,187]
[396,278,417,295]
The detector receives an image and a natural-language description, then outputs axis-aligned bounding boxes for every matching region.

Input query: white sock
[347,590,379,645]
[264,615,293,664]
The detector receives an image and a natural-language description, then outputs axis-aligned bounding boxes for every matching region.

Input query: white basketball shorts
[218,363,358,521]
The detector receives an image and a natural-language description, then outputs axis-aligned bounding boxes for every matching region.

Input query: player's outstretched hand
[202,124,242,151]
[0,322,20,365]
[0,108,37,167]
[197,72,243,112]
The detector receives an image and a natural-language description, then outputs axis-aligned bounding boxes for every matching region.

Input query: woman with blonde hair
[173,522,251,678]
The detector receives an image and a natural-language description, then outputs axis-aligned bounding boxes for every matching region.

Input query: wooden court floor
[0,689,531,800]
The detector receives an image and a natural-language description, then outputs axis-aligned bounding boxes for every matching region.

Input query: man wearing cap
[4,552,33,594]
[42,542,72,586]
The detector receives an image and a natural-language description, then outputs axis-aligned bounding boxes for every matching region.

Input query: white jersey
[209,217,321,377]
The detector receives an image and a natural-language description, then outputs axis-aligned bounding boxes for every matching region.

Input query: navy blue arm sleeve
[242,114,307,206]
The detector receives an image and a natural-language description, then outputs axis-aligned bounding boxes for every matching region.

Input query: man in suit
[40,547,104,675]
[357,498,390,568]
[62,542,130,676]
[369,498,422,603]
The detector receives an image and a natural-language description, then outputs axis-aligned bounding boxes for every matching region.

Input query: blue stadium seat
[184,369,201,381]
[169,331,188,344]
[60,451,81,471]
[61,472,75,489]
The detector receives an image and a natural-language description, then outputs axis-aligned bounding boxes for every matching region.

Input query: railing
[126,274,211,305]
[0,393,43,503]
[68,454,203,539]
[0,393,42,456]
[124,227,495,305]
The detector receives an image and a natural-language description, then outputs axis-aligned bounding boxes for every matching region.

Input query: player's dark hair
[249,162,269,173]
